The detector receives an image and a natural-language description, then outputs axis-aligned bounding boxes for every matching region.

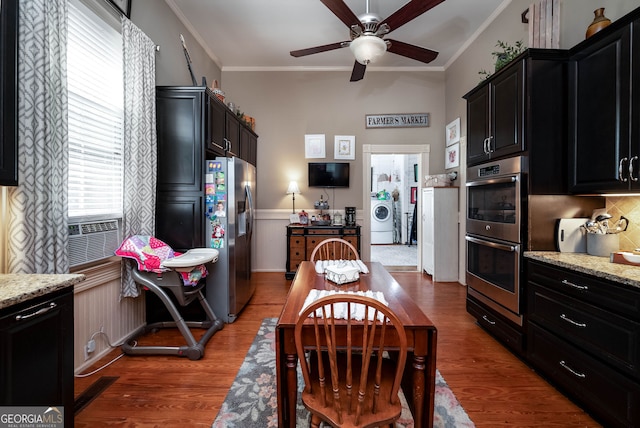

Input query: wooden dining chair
[310,238,360,262]
[295,294,408,428]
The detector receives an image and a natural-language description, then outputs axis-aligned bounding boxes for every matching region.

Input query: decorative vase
[586,8,611,39]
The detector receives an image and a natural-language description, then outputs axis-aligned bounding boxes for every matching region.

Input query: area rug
[212,318,474,427]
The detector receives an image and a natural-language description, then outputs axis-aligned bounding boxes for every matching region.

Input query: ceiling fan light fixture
[350,35,387,65]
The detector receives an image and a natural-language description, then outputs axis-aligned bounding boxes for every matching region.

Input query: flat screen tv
[308,162,350,188]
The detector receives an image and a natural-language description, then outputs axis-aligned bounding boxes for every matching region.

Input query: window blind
[67,0,123,220]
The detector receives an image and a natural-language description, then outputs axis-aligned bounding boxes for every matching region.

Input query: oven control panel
[478,164,500,177]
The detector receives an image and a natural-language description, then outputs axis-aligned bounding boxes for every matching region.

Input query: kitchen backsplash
[606,196,640,251]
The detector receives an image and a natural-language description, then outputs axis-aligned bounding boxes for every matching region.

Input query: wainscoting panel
[253,210,290,272]
[73,258,145,374]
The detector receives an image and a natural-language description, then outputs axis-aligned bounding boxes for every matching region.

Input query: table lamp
[286,181,301,213]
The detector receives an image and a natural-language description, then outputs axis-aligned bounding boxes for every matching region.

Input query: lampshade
[286,181,300,194]
[350,35,387,65]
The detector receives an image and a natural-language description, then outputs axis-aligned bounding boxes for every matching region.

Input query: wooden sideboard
[285,224,360,279]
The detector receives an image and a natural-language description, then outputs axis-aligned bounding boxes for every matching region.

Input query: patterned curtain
[6,0,68,274]
[120,17,157,297]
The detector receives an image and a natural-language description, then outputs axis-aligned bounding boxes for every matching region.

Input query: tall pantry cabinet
[155,86,257,251]
[421,187,458,282]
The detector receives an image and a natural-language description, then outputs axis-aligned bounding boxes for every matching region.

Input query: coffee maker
[345,206,356,226]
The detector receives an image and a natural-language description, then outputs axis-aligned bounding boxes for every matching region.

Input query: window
[67,0,123,220]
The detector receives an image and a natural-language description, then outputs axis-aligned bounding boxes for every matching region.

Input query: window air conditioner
[68,220,121,267]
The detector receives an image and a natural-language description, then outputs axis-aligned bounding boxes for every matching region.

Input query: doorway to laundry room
[369,153,419,270]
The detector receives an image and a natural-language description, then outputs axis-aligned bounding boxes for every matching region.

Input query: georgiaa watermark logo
[0,406,64,427]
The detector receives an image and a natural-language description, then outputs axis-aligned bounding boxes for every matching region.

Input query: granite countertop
[0,274,85,310]
[524,251,640,289]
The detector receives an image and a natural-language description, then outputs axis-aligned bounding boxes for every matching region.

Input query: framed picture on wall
[410,186,418,204]
[305,134,326,158]
[445,118,460,147]
[445,143,460,169]
[107,0,132,18]
[334,135,355,160]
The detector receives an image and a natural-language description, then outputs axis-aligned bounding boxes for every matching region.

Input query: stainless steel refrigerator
[204,157,256,323]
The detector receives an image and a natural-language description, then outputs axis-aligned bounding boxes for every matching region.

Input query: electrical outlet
[86,339,96,354]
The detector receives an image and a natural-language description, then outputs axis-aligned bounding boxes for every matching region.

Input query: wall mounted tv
[308,162,350,188]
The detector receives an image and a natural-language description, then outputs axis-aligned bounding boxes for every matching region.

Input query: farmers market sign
[365,113,430,129]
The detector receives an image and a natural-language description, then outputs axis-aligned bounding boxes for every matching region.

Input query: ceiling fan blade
[386,39,438,63]
[379,0,445,32]
[290,41,348,57]
[350,61,366,82]
[320,0,363,31]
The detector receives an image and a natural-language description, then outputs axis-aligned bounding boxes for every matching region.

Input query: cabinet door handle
[629,156,638,182]
[561,279,588,291]
[15,302,57,321]
[483,137,489,154]
[560,313,587,328]
[487,136,494,153]
[559,360,586,379]
[482,315,496,325]
[619,157,628,182]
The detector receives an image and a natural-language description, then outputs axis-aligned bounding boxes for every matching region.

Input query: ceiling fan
[290,0,445,81]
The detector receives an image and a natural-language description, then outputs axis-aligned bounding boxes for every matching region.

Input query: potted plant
[479,40,526,79]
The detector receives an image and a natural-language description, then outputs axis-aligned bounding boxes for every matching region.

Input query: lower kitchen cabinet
[0,288,74,428]
[526,259,640,427]
[466,292,525,354]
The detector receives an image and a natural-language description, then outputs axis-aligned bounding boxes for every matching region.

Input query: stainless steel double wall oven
[466,157,525,325]
[465,156,606,329]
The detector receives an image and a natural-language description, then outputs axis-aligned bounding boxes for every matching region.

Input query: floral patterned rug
[212,318,475,427]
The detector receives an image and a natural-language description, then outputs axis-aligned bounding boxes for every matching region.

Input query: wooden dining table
[275,261,437,427]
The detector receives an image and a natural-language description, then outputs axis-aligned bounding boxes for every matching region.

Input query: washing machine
[371,199,393,244]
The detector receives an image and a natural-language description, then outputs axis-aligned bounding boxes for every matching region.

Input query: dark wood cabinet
[464,50,569,185]
[155,193,204,251]
[285,225,360,279]
[157,86,257,167]
[225,111,240,158]
[466,294,525,354]
[240,127,258,166]
[526,259,640,428]
[207,95,227,157]
[0,288,74,428]
[568,9,640,194]
[465,60,523,166]
[0,0,18,186]
[155,86,258,250]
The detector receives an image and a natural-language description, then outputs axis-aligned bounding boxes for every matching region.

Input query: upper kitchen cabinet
[568,9,640,194]
[240,126,258,166]
[464,50,569,184]
[465,59,523,166]
[156,87,257,190]
[225,110,240,158]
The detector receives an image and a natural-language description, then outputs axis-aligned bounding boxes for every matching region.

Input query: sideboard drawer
[307,228,340,235]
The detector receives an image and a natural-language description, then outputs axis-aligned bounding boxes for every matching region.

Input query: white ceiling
[167,0,509,71]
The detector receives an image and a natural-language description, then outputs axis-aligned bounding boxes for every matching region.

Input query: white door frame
[362,144,430,269]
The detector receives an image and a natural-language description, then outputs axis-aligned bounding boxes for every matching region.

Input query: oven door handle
[465,175,518,187]
[465,235,518,252]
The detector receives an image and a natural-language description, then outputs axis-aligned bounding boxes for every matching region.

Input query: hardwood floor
[74,271,601,427]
